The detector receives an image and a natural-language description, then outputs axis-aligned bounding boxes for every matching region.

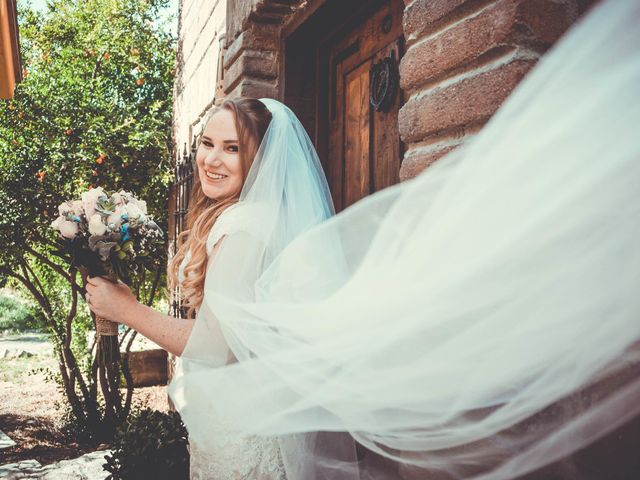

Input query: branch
[20,259,54,320]
[39,235,67,252]
[55,345,85,424]
[125,329,138,354]
[62,267,91,400]
[121,350,135,418]
[0,265,29,286]
[8,262,56,332]
[21,260,51,312]
[121,327,139,417]
[65,267,79,335]
[24,243,78,287]
[139,268,146,304]
[146,266,162,307]
[90,350,99,402]
[119,326,133,349]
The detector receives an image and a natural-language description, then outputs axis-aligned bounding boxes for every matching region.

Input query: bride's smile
[204,171,227,180]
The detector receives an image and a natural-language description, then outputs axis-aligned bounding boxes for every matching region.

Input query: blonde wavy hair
[168,98,272,319]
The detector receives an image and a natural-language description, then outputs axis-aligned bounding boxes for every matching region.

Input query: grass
[0,354,56,384]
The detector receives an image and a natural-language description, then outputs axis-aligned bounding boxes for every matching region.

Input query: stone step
[0,450,109,479]
[0,429,17,450]
[0,459,42,478]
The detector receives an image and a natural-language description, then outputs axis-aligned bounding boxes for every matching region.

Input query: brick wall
[172,0,227,157]
[223,0,306,99]
[397,0,594,180]
[217,0,595,182]
[168,0,227,392]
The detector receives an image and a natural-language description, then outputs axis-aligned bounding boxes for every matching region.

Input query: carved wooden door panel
[327,0,404,212]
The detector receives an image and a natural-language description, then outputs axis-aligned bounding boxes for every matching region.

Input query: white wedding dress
[169,2,640,478]
[177,203,286,480]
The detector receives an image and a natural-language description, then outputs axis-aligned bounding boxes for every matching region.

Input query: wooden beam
[0,0,22,99]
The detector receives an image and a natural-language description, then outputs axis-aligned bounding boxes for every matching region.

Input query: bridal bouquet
[50,186,164,365]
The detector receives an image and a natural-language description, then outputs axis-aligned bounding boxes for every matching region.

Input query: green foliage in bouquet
[103,408,190,480]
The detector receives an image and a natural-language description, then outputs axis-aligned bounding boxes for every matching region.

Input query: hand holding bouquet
[51,186,164,365]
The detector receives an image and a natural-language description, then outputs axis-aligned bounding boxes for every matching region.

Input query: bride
[86,0,640,478]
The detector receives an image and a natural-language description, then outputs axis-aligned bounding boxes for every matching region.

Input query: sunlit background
[26,0,179,36]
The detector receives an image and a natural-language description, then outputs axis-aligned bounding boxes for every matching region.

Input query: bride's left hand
[85,276,138,325]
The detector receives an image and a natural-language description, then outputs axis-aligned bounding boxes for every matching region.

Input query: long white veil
[168,0,640,477]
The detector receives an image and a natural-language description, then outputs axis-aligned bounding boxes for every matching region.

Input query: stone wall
[219,0,595,182]
[172,0,227,157]
[398,0,593,180]
[223,0,307,100]
[168,0,228,396]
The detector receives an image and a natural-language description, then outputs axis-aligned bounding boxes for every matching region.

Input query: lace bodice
[176,202,286,479]
[189,422,286,480]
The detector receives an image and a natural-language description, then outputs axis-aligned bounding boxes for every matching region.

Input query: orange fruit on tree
[136,77,145,86]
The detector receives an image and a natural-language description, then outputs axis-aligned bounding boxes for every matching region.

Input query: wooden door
[327,0,404,211]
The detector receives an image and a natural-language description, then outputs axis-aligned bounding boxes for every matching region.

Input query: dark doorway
[284,0,404,212]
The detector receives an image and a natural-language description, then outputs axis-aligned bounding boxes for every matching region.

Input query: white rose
[135,199,148,214]
[125,202,145,221]
[110,192,125,206]
[57,202,71,217]
[88,213,107,236]
[118,190,134,204]
[81,186,105,219]
[70,199,84,216]
[52,216,79,239]
[107,205,127,229]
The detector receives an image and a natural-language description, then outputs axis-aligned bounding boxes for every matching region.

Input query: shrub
[0,289,45,333]
[103,408,189,480]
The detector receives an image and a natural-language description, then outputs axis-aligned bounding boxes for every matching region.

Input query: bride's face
[196,109,243,200]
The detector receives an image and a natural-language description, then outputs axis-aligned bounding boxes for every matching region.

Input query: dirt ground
[0,332,169,466]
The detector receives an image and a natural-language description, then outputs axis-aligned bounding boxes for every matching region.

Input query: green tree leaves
[0,0,176,440]
[1,0,175,263]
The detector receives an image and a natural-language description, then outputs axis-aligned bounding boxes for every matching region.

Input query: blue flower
[121,223,130,242]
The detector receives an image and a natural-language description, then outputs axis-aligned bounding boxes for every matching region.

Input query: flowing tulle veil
[169,0,640,478]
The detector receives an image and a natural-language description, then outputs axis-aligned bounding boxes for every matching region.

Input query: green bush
[0,290,45,333]
[103,408,189,480]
